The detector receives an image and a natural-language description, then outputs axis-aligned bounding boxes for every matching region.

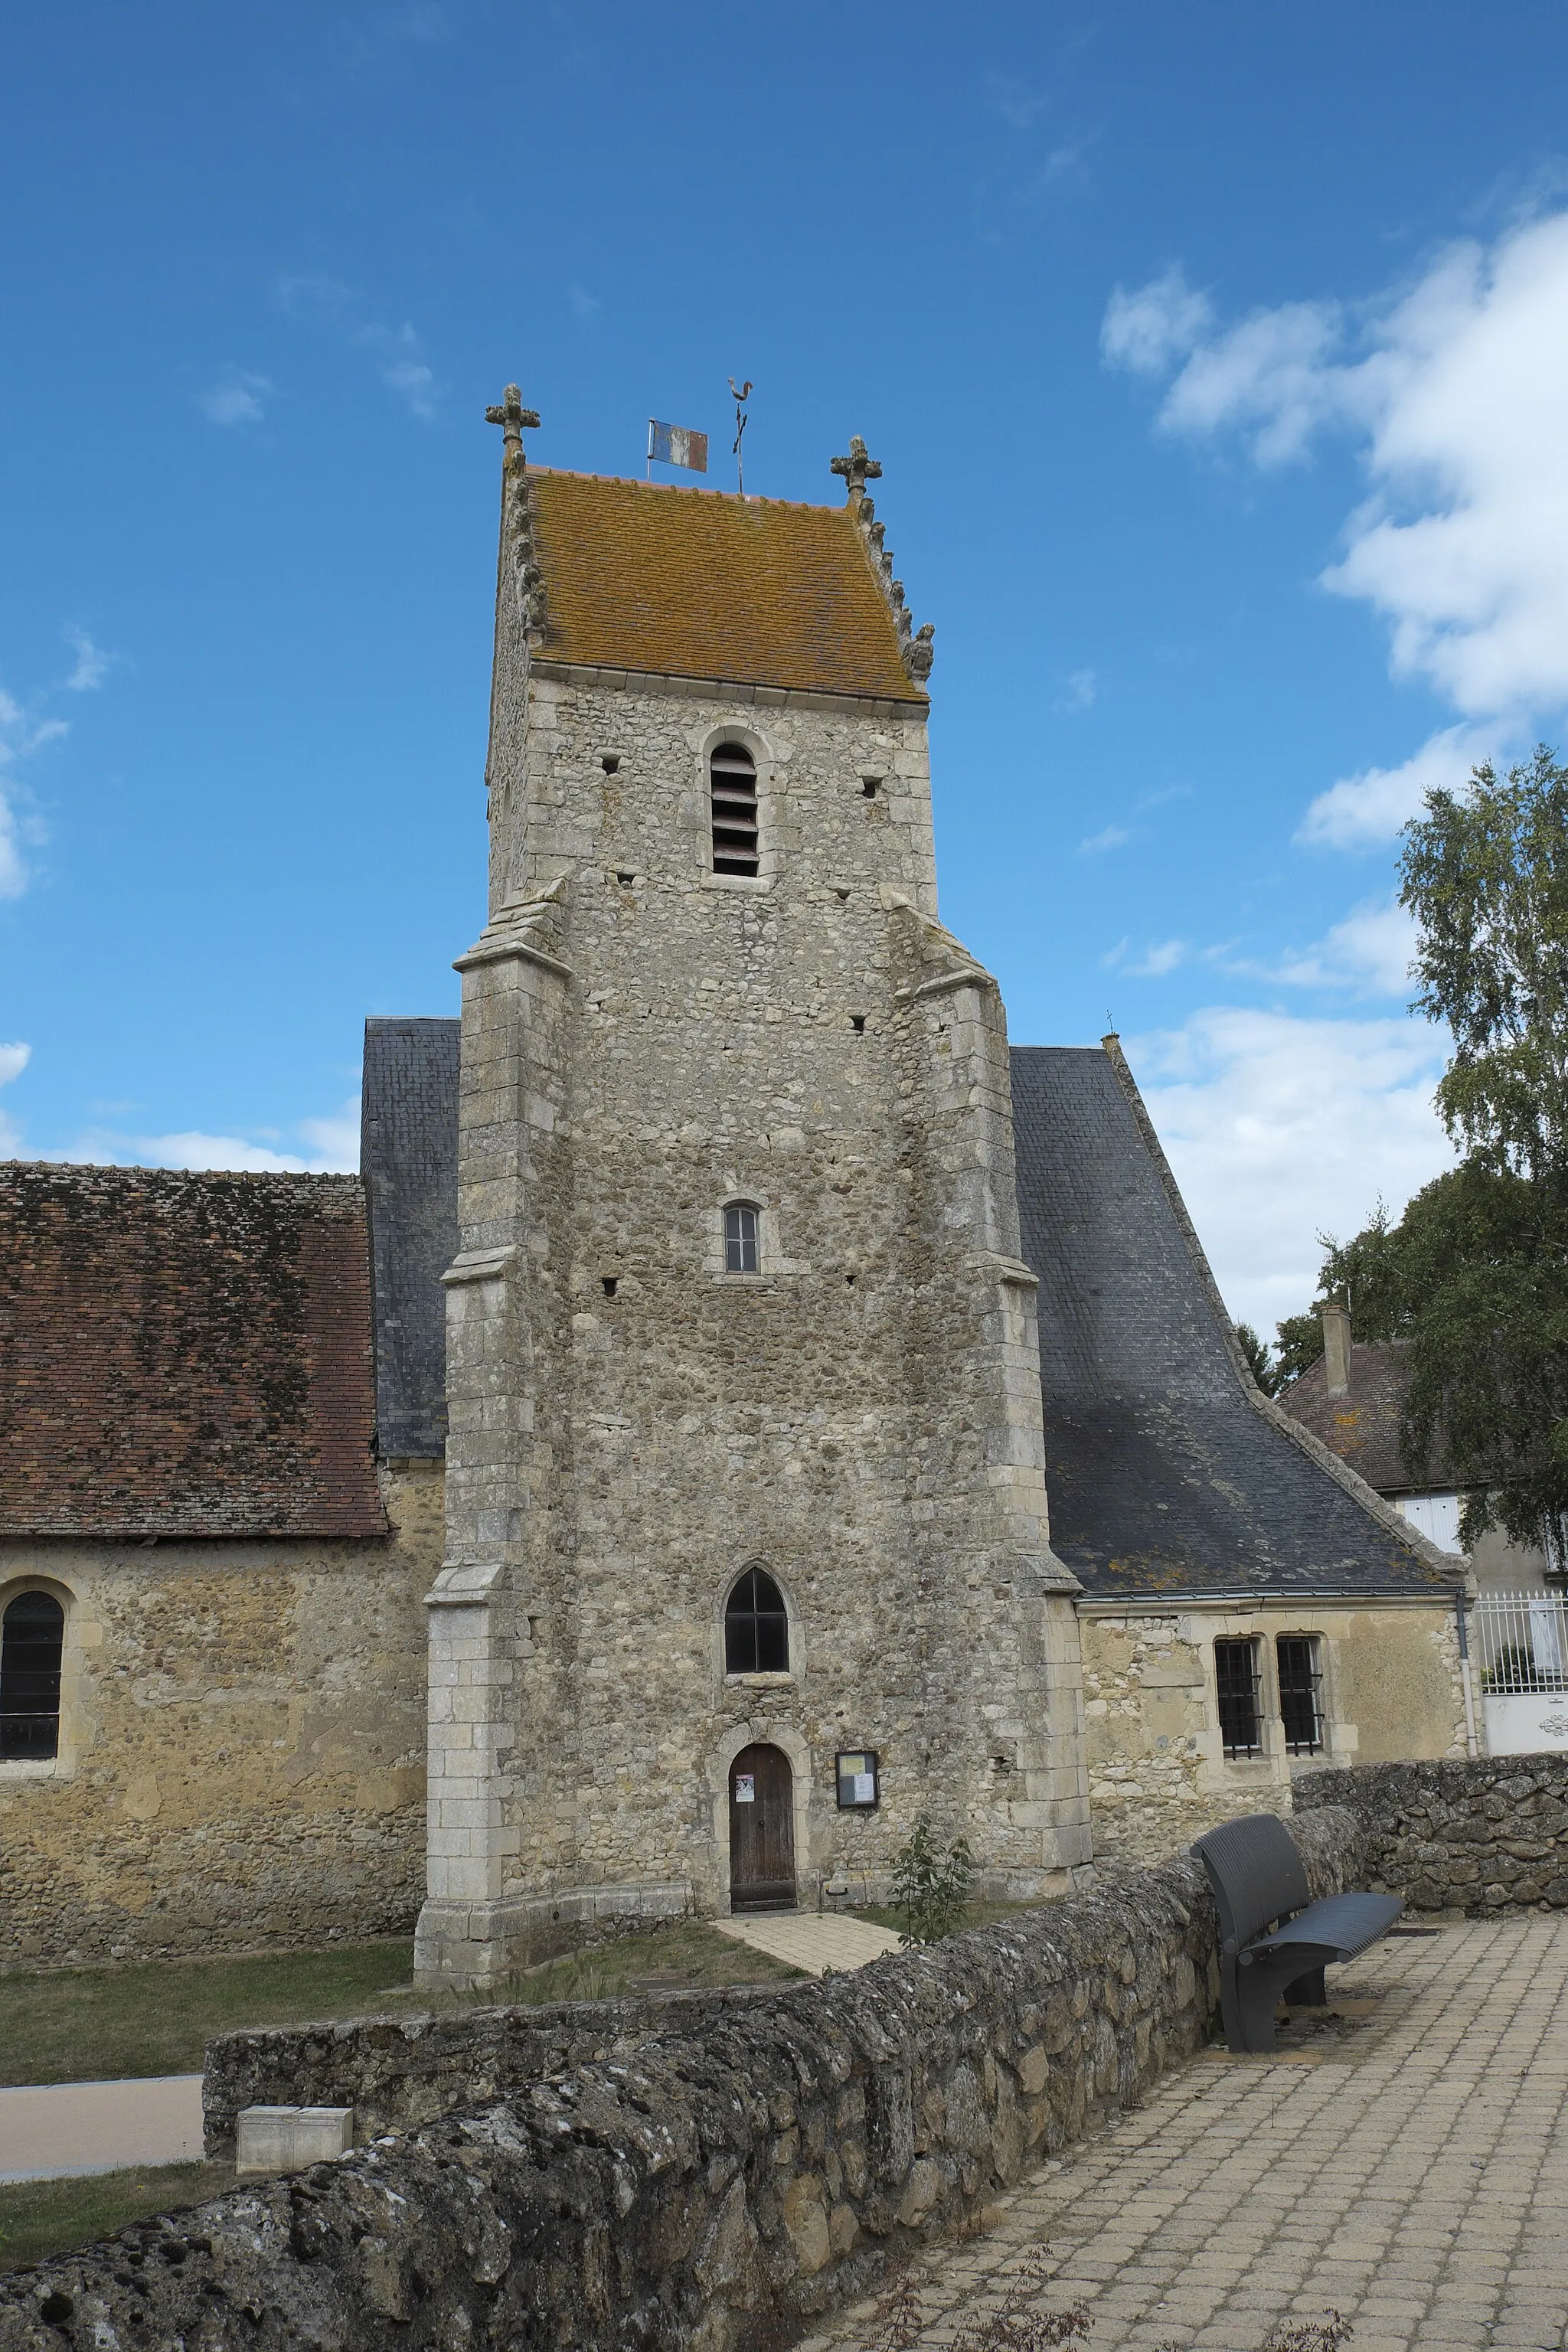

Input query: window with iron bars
[1214,1637,1263,1758]
[1276,1635,1324,1755]
[724,1203,760,1274]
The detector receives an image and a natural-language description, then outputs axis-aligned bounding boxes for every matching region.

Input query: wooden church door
[728,1743,795,1911]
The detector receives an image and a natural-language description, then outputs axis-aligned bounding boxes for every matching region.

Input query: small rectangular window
[724,1204,760,1274]
[1276,1635,1324,1755]
[1214,1638,1262,1758]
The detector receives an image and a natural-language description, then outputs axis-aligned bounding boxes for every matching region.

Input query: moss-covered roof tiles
[526,469,926,705]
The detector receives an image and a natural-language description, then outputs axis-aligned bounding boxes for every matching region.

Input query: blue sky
[5,0,1568,1332]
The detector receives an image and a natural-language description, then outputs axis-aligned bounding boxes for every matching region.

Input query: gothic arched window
[724,1202,760,1274]
[1,1590,65,1761]
[710,743,760,876]
[725,1566,789,1674]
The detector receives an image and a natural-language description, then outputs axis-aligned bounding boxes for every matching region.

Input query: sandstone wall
[1295,1756,1568,1912]
[1081,1601,1468,1864]
[0,1811,1361,2350]
[0,1462,441,1966]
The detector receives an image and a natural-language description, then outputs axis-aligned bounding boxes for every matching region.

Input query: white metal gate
[1475,1591,1568,1753]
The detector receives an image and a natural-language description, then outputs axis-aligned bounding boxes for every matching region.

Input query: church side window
[725,1567,789,1674]
[1214,1637,1262,1758]
[1,1591,65,1761]
[710,743,760,876]
[724,1203,760,1274]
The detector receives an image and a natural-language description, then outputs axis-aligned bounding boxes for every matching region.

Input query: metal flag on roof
[647,420,708,473]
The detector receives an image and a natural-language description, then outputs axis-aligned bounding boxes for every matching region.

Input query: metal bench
[1192,1813,1403,2054]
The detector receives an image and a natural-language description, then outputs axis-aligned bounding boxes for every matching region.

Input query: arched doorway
[728,1742,795,1912]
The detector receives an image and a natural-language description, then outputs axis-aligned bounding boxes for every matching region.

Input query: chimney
[1319,1300,1352,1397]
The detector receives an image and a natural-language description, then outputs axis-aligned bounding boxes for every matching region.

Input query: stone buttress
[416,396,1088,1984]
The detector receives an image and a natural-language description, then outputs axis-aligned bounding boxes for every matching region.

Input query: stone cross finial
[831,435,883,506]
[485,384,541,455]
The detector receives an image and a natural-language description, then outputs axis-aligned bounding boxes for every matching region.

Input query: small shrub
[889,1813,974,1945]
[862,2256,1090,2352]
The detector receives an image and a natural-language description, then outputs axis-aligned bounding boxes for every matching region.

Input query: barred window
[724,1202,760,1274]
[725,1567,789,1674]
[710,743,760,876]
[1214,1637,1262,1759]
[1,1591,64,1762]
[1277,1635,1324,1755]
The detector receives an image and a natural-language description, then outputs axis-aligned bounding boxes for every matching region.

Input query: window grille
[710,744,760,875]
[1214,1637,1262,1758]
[725,1566,789,1674]
[1276,1635,1323,1754]
[0,1591,64,1761]
[724,1203,760,1274]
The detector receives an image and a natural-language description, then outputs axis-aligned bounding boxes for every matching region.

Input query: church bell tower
[415,390,1089,1988]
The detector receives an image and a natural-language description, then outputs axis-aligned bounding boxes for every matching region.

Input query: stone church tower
[415,391,1089,1986]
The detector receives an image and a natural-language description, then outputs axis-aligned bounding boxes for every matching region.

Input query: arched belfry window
[1,1591,64,1761]
[724,1202,760,1274]
[710,743,759,876]
[725,1567,789,1674]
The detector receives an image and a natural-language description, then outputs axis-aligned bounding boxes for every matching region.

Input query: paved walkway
[0,2075,205,2184]
[711,1910,904,1975]
[811,1919,1568,2352]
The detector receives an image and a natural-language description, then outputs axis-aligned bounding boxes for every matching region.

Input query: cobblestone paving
[812,1919,1568,2352]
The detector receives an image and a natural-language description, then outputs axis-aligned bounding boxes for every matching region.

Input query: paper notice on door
[734,1774,755,1802]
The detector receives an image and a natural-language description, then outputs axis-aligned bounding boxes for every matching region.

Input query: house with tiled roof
[1279,1305,1551,1596]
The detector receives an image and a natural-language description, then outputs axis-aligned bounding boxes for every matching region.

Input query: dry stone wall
[0,1813,1361,2350]
[1295,1756,1568,1912]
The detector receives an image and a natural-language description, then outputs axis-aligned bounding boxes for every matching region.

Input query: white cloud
[1270,898,1416,995]
[1127,1006,1453,1331]
[1079,822,1130,854]
[0,1042,29,1154]
[279,276,441,420]
[1056,667,1097,713]
[34,1093,359,1175]
[201,373,273,427]
[0,680,73,899]
[1102,264,1215,378]
[1103,211,1568,720]
[1296,724,1488,848]
[1129,939,1186,977]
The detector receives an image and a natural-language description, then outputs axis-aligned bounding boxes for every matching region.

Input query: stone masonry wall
[423,635,1089,1984]
[1295,1756,1568,1913]
[0,1809,1360,2350]
[1082,1602,1468,1866]
[0,1464,441,1967]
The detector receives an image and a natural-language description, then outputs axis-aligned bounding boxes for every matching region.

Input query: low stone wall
[1295,1756,1568,1911]
[203,1983,775,2159]
[2,1812,1360,2350]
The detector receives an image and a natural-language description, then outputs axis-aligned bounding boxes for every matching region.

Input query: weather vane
[729,377,753,495]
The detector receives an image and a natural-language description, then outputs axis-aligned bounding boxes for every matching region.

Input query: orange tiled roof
[525,470,926,704]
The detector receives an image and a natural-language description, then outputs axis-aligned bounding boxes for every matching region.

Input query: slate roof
[0,1165,385,1539]
[361,1017,459,1459]
[525,469,926,705]
[1279,1341,1441,1494]
[1009,1044,1459,1599]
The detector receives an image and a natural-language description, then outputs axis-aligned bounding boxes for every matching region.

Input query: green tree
[1236,1323,1282,1395]
[888,1813,973,1945]
[1271,1203,1408,1385]
[1401,744,1568,1180]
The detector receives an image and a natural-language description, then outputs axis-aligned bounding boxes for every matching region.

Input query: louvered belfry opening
[710,743,760,875]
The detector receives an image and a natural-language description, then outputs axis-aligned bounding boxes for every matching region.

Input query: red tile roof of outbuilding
[0,1164,386,1538]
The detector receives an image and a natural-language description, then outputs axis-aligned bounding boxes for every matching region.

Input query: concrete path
[0,2076,205,2184]
[809,1918,1568,2352]
[711,1911,904,1976]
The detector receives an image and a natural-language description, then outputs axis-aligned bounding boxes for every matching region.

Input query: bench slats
[1248,1891,1403,1964]
[1192,1813,1403,2053]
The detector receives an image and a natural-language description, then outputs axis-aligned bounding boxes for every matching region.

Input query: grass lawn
[0,2162,235,2275]
[0,1919,798,2091]
[851,1897,1039,1942]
